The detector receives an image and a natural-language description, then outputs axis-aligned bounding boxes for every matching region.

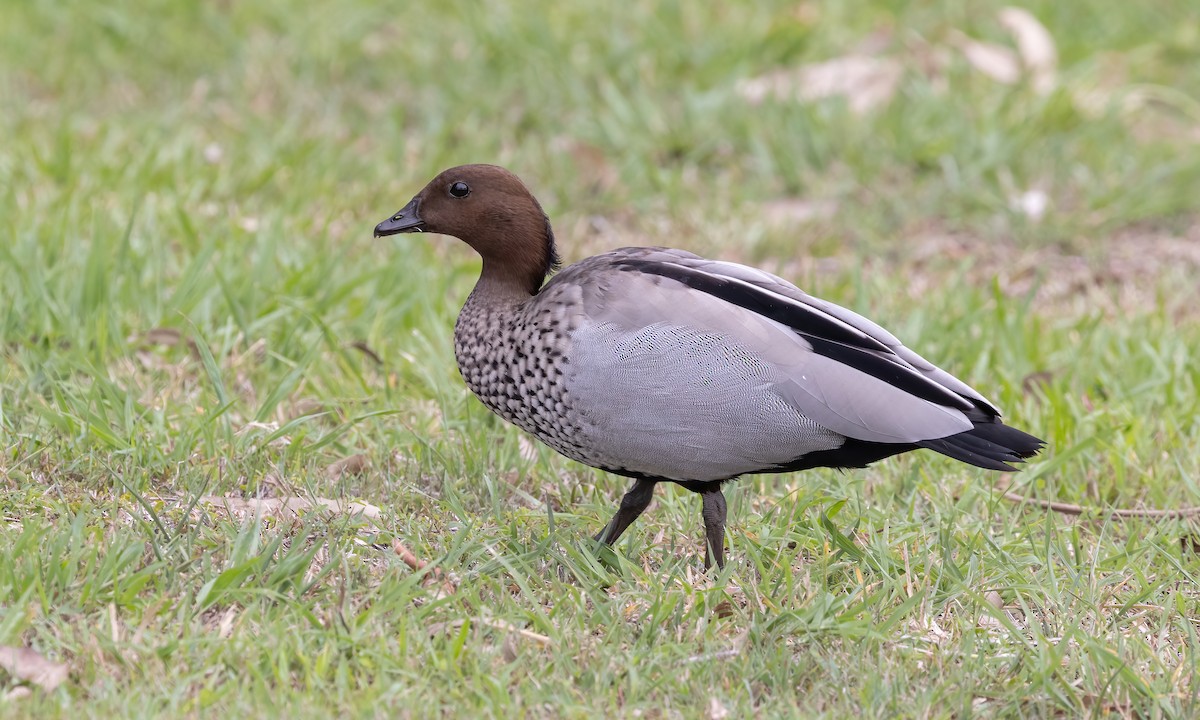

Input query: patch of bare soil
[902,223,1200,320]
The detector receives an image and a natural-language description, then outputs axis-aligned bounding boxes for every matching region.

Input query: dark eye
[449,181,470,198]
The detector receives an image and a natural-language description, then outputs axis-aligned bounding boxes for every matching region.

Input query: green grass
[3,0,1200,716]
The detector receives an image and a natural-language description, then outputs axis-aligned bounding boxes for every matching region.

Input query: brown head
[375,164,561,296]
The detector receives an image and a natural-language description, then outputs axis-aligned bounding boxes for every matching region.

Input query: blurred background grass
[2,0,1200,717]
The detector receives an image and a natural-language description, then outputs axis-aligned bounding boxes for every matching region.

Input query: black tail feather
[918,421,1045,471]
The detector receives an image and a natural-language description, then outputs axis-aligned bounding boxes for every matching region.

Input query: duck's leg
[593,478,657,546]
[700,489,728,570]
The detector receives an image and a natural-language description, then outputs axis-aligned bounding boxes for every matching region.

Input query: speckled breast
[452,291,587,463]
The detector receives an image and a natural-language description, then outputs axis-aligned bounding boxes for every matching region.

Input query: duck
[374,164,1044,569]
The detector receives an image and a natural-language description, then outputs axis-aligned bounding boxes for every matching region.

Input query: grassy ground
[3,0,1200,716]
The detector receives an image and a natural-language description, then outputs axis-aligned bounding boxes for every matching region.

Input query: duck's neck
[468,259,541,308]
[456,265,533,342]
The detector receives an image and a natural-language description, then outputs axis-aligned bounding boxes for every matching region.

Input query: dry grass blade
[347,340,384,366]
[200,495,382,521]
[474,618,551,646]
[0,646,69,691]
[392,539,458,596]
[427,618,552,648]
[680,630,750,664]
[1001,489,1200,519]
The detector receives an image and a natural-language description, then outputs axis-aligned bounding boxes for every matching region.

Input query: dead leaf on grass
[1009,188,1049,222]
[907,616,956,646]
[738,55,903,113]
[5,686,32,701]
[1021,370,1056,396]
[216,607,238,639]
[0,646,68,691]
[200,495,381,521]
[288,398,327,420]
[500,633,519,663]
[950,31,1021,84]
[551,137,619,194]
[516,436,539,463]
[708,696,731,720]
[327,453,369,479]
[998,7,1057,94]
[759,198,839,226]
[143,327,182,346]
[203,143,223,164]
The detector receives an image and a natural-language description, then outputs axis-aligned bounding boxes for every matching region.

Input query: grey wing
[669,254,999,411]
